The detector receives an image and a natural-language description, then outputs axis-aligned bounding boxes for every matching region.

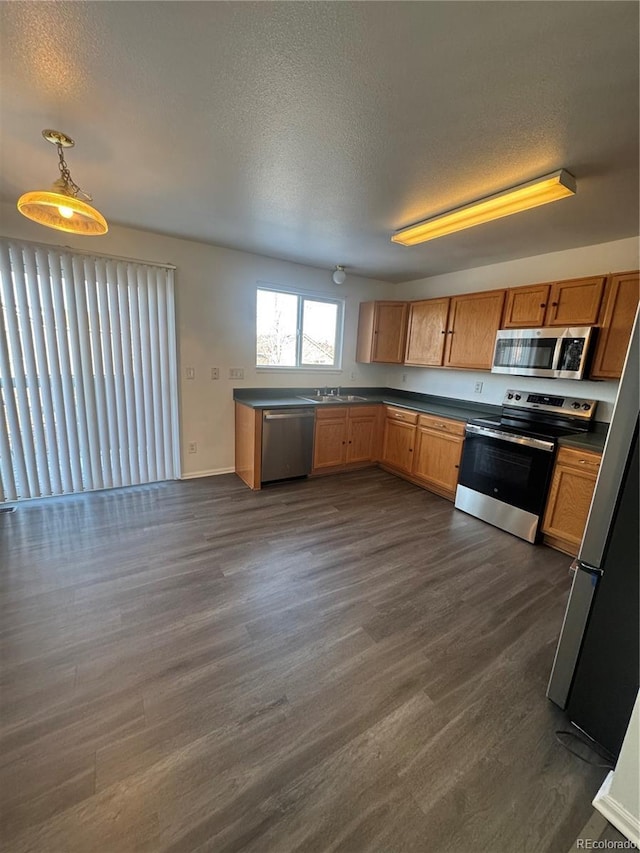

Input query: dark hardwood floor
[0,469,606,852]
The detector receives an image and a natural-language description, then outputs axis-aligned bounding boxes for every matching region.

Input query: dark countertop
[234,386,501,422]
[233,387,608,452]
[558,425,607,453]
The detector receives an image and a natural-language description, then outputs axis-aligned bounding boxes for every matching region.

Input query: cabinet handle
[551,301,558,307]
[447,330,453,334]
[409,448,413,452]
[540,303,546,308]
[454,464,459,469]
[441,330,446,334]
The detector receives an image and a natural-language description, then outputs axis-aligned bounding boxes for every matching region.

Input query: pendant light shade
[17,130,108,236]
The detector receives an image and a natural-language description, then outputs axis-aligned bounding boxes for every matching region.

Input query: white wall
[593,692,640,846]
[385,236,640,421]
[0,203,389,477]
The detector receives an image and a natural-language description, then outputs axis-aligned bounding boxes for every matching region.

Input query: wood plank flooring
[0,469,607,852]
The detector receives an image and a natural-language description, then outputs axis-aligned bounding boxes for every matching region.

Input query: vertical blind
[0,238,180,502]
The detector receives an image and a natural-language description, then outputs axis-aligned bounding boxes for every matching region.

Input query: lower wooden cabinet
[541,446,602,556]
[381,414,417,474]
[380,407,464,500]
[312,405,380,472]
[412,415,465,500]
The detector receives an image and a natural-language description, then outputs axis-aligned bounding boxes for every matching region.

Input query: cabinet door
[346,412,377,463]
[590,271,640,379]
[542,449,601,555]
[313,414,348,469]
[502,283,550,328]
[372,302,409,363]
[444,289,506,369]
[545,276,605,326]
[404,298,450,365]
[412,427,463,499]
[381,419,415,473]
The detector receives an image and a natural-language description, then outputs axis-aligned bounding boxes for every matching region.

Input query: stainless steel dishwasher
[261,408,315,483]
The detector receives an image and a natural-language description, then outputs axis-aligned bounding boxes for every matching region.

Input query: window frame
[255,282,345,372]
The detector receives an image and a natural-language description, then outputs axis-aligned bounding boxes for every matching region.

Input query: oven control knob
[507,393,514,399]
[582,403,591,410]
[514,394,521,400]
[572,401,580,409]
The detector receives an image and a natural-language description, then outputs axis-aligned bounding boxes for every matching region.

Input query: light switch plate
[229,368,244,380]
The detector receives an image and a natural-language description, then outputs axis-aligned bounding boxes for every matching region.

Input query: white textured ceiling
[1,1,638,282]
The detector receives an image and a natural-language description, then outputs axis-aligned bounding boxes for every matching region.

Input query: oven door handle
[465,423,555,452]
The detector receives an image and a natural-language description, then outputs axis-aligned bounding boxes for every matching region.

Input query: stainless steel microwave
[491,326,594,379]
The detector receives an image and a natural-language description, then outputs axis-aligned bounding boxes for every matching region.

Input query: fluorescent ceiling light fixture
[391,169,576,246]
[18,129,108,236]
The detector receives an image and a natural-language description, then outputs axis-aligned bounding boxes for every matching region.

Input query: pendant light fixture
[17,129,108,235]
[391,169,576,246]
[332,265,347,285]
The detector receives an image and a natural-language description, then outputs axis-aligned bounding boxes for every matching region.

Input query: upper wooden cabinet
[591,271,640,380]
[544,276,606,326]
[404,298,450,366]
[502,276,606,328]
[502,283,550,328]
[443,290,506,370]
[356,301,408,364]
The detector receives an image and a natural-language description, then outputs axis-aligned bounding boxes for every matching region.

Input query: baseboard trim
[181,467,235,480]
[593,771,640,847]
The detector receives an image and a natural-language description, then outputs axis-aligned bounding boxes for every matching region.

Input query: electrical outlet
[185,367,195,380]
[188,441,197,454]
[402,373,408,383]
[211,367,219,380]
[350,371,357,380]
[229,367,244,380]
[474,381,483,394]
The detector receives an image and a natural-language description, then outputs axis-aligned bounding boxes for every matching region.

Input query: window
[256,285,344,369]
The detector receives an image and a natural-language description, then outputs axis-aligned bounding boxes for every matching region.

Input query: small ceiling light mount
[391,169,576,247]
[17,129,108,235]
[332,265,347,285]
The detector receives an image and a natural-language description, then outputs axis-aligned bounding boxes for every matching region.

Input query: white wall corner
[593,772,640,848]
[592,692,640,847]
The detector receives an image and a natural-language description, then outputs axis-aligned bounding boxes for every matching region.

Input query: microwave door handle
[552,334,564,370]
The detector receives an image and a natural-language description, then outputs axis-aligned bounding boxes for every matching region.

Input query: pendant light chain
[56,143,92,201]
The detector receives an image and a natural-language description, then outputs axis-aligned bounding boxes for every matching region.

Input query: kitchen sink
[297,394,368,404]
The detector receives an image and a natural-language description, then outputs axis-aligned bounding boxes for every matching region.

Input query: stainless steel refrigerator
[547,311,639,757]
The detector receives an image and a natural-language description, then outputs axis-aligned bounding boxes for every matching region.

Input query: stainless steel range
[455,389,597,543]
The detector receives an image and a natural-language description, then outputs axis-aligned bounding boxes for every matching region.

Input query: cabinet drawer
[385,406,418,425]
[556,446,602,471]
[348,405,380,419]
[315,406,348,420]
[418,413,465,436]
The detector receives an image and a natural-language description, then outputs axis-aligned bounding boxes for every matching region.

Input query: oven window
[494,338,556,369]
[474,445,532,490]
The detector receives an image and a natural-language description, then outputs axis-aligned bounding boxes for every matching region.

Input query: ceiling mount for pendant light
[332,265,346,285]
[17,129,108,235]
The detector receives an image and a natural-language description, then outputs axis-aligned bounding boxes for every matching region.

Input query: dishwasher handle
[263,410,316,420]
